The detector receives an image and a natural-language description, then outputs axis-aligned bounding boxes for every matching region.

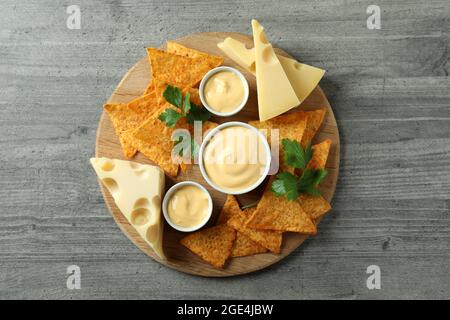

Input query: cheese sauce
[203,126,268,192]
[167,185,209,228]
[204,71,245,113]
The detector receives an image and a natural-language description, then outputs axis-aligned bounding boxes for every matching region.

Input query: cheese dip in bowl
[199,122,271,195]
[199,66,249,116]
[162,181,212,232]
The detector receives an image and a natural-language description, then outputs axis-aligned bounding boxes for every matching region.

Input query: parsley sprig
[271,139,328,201]
[158,85,211,127]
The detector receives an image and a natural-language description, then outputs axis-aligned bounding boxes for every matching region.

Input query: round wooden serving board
[95,32,340,277]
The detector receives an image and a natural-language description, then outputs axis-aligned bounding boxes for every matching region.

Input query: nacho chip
[215,196,267,257]
[231,232,268,257]
[126,90,160,117]
[126,114,189,177]
[249,112,308,172]
[103,103,149,158]
[166,41,224,68]
[144,81,155,95]
[308,139,332,170]
[153,80,202,106]
[298,194,331,220]
[146,48,213,89]
[216,194,242,225]
[301,109,327,146]
[249,111,307,143]
[180,224,236,268]
[246,178,317,234]
[227,207,282,254]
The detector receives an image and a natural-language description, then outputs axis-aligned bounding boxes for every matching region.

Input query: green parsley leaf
[272,172,300,201]
[271,139,328,200]
[158,108,182,128]
[304,185,321,196]
[186,103,211,124]
[312,168,328,186]
[282,139,311,169]
[163,85,182,109]
[297,168,316,190]
[159,85,211,127]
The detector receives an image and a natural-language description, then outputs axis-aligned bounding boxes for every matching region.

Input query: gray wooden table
[1,0,449,300]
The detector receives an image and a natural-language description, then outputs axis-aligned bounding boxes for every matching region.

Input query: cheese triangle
[251,20,300,121]
[217,36,326,108]
[90,157,166,259]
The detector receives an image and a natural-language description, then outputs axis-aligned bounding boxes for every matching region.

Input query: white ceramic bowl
[162,181,213,232]
[199,66,249,117]
[198,121,272,195]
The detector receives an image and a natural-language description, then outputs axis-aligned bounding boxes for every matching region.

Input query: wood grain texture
[95,32,340,276]
[0,0,449,299]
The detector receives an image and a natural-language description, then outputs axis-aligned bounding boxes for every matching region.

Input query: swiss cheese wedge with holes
[251,20,300,121]
[90,157,165,259]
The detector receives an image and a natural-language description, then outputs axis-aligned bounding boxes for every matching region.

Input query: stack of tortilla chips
[181,109,333,268]
[104,42,223,177]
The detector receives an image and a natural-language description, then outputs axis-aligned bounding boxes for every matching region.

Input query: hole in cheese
[151,195,161,210]
[134,197,150,209]
[101,161,115,172]
[129,162,142,170]
[261,46,277,65]
[146,223,159,243]
[131,208,151,226]
[293,61,302,70]
[259,30,268,44]
[102,178,119,197]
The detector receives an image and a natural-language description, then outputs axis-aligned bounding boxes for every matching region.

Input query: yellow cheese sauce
[203,126,268,192]
[167,185,209,228]
[204,71,245,113]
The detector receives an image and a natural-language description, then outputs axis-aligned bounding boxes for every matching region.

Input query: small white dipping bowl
[162,181,213,232]
[199,66,249,117]
[198,121,272,195]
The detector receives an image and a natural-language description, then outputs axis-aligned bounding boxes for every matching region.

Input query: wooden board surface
[95,32,340,277]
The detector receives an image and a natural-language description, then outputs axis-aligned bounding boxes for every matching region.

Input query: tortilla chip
[227,207,282,254]
[249,112,308,172]
[126,114,189,177]
[215,196,267,257]
[104,103,151,158]
[144,81,155,95]
[166,41,224,68]
[298,194,331,220]
[246,178,317,234]
[180,224,236,268]
[231,232,268,257]
[126,90,160,117]
[216,194,242,225]
[308,139,332,170]
[146,48,213,89]
[153,80,202,106]
[249,111,307,143]
[301,109,327,146]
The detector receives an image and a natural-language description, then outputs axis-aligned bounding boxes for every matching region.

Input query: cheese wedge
[217,36,325,107]
[251,19,300,121]
[277,55,325,106]
[90,157,166,259]
[217,37,256,73]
